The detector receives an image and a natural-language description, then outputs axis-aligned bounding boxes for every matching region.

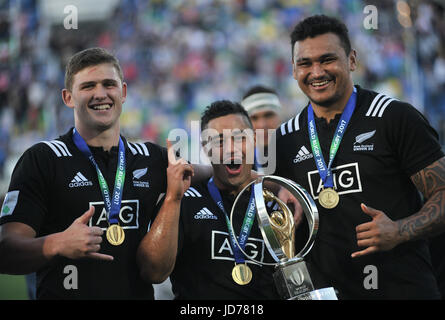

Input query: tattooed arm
[352,157,445,258]
[398,156,445,240]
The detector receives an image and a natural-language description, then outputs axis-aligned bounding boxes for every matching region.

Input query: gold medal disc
[318,188,339,209]
[232,264,252,285]
[106,224,125,246]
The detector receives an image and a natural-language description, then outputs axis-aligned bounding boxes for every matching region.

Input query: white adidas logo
[293,146,313,163]
[194,207,218,220]
[69,172,93,188]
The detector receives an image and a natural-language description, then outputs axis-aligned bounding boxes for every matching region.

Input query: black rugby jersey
[0,128,168,299]
[274,85,444,299]
[170,180,280,300]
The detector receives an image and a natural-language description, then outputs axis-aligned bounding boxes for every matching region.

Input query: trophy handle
[253,181,288,262]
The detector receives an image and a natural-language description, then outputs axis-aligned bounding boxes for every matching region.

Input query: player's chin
[91,113,120,129]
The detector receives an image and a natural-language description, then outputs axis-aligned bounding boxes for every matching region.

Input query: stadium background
[0,0,444,299]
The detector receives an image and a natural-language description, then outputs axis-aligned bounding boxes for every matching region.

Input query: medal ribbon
[253,148,264,174]
[207,177,256,264]
[72,128,126,225]
[307,88,357,188]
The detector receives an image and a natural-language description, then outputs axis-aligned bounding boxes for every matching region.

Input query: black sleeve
[177,198,188,255]
[0,144,53,233]
[384,101,444,176]
[160,145,169,167]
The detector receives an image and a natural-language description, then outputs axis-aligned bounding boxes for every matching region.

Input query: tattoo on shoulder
[410,157,445,200]
[400,157,445,240]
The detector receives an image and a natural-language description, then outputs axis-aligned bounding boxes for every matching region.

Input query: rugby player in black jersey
[273,14,445,299]
[0,47,195,299]
[138,100,280,299]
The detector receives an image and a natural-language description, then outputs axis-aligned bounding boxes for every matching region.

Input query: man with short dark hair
[137,100,280,299]
[0,47,194,299]
[274,14,445,299]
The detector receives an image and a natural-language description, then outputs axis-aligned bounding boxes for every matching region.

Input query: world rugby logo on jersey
[211,230,264,264]
[69,172,93,188]
[88,199,139,230]
[308,162,363,199]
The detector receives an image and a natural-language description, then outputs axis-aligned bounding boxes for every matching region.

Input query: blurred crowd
[0,0,444,185]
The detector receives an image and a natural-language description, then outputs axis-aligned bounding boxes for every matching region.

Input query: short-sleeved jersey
[274,85,444,299]
[0,128,168,299]
[170,180,280,300]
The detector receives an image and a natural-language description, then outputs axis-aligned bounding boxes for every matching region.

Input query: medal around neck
[106,224,125,246]
[207,178,257,286]
[318,188,339,209]
[230,175,338,300]
[232,263,253,285]
[307,89,357,211]
[72,129,127,246]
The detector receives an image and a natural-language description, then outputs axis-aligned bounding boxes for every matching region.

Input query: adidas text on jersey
[69,172,93,188]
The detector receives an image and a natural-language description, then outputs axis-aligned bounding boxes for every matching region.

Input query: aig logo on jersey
[211,230,264,264]
[88,200,139,230]
[308,162,363,199]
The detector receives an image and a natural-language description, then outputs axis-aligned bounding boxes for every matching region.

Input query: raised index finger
[167,139,178,166]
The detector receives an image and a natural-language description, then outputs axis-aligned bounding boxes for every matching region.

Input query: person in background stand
[241,85,282,174]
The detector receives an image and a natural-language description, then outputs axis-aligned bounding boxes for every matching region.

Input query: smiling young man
[137,100,279,299]
[0,47,193,299]
[273,15,445,299]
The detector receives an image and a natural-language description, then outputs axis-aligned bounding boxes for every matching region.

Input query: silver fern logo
[354,130,376,151]
[133,168,148,179]
[132,168,149,188]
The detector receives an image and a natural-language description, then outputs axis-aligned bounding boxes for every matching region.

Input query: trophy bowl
[229,175,338,300]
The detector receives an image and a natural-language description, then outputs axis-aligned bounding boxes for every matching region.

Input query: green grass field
[0,274,29,300]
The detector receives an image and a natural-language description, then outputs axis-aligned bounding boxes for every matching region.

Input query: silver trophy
[230,175,337,300]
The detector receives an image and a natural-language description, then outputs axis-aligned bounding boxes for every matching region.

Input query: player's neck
[311,85,354,124]
[75,124,121,152]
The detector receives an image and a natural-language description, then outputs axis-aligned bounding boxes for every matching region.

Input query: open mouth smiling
[89,103,113,110]
[223,158,243,175]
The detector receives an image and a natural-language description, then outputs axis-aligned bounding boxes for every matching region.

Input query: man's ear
[121,82,127,104]
[292,59,298,80]
[62,89,75,109]
[349,49,357,72]
[202,142,212,158]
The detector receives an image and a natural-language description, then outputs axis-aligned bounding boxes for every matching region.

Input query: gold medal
[106,224,125,246]
[232,263,252,285]
[318,188,339,209]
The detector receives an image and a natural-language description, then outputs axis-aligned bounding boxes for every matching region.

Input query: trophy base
[273,260,338,300]
[289,287,338,300]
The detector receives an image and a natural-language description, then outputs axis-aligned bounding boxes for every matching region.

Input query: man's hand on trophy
[277,187,304,227]
[351,203,401,258]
